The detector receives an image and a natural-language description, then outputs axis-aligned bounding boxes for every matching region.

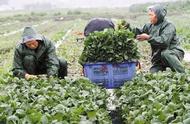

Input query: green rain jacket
[134,5,184,65]
[12,36,59,78]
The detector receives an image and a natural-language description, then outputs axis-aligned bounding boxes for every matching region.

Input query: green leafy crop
[79,28,140,65]
[0,76,111,124]
[117,70,190,124]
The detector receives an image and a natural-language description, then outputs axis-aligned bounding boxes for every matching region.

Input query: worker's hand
[25,73,38,80]
[136,33,150,41]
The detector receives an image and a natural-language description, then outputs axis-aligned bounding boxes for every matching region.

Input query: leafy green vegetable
[0,76,111,123]
[79,27,140,65]
[117,20,131,30]
[116,69,190,123]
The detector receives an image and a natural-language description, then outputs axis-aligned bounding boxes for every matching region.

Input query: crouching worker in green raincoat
[134,4,185,73]
[12,26,67,80]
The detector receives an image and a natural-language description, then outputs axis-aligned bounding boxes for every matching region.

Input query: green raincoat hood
[22,26,42,44]
[148,4,167,24]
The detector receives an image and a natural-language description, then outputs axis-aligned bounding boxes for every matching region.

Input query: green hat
[22,26,42,43]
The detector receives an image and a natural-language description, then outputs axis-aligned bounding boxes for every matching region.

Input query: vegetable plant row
[117,70,190,124]
[0,75,111,124]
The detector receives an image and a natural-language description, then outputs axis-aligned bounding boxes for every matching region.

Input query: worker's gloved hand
[25,73,38,80]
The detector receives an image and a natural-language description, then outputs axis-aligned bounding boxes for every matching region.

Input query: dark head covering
[84,18,115,36]
[148,4,167,24]
[22,26,42,44]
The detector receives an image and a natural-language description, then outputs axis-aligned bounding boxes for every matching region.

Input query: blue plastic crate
[83,61,136,88]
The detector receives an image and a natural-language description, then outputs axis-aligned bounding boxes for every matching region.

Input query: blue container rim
[83,61,137,66]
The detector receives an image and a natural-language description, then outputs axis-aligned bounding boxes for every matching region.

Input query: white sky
[1,0,179,10]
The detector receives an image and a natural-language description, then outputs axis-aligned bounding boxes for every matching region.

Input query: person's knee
[58,58,68,68]
[161,50,171,59]
[58,58,68,78]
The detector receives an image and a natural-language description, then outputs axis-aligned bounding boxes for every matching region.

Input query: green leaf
[15,109,25,118]
[7,115,19,124]
[134,116,146,124]
[28,111,42,123]
[41,115,49,124]
[183,118,190,124]
[87,111,97,120]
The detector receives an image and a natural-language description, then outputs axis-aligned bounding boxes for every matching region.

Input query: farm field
[0,1,190,123]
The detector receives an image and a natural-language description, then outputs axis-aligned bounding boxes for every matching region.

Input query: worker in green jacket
[12,26,67,80]
[134,4,185,73]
